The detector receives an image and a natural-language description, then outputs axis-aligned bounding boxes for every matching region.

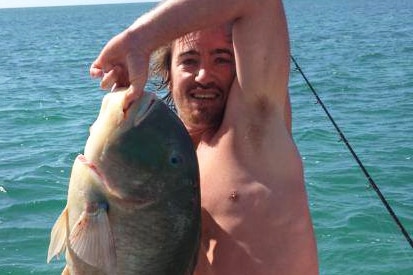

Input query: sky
[0,0,158,9]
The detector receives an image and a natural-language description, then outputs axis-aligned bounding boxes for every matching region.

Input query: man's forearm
[127,0,256,54]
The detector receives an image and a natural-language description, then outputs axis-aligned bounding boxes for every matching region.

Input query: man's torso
[193,84,317,275]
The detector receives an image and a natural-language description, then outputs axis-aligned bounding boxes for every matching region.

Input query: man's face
[170,25,236,132]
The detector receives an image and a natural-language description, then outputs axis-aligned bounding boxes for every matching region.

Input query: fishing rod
[290,55,413,249]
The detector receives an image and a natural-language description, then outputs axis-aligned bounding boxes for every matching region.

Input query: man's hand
[90,29,149,103]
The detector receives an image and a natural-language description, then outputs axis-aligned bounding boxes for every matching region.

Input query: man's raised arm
[90,0,289,111]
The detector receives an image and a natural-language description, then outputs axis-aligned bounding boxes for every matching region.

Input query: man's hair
[150,43,175,110]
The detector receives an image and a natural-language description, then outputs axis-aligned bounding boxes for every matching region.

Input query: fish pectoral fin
[68,205,116,274]
[47,207,69,263]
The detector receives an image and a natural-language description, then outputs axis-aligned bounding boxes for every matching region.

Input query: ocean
[0,0,411,274]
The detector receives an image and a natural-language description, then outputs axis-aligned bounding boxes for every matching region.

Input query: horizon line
[0,1,159,10]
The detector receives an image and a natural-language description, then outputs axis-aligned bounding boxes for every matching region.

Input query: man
[90,0,319,274]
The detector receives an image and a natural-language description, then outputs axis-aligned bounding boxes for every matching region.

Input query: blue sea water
[0,0,411,274]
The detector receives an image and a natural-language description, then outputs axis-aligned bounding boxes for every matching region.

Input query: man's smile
[190,91,220,100]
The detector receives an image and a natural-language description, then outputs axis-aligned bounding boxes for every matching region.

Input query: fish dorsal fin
[69,205,116,274]
[47,207,69,263]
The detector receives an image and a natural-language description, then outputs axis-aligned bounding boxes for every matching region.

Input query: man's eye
[182,59,198,66]
[215,57,232,64]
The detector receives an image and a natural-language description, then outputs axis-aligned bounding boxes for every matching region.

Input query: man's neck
[186,124,217,149]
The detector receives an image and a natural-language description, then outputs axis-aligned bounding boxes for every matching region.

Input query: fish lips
[123,92,158,127]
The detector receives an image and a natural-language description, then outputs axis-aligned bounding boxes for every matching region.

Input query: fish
[47,88,201,275]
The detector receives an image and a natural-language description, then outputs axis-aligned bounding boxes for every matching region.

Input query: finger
[90,66,104,79]
[125,83,143,104]
[90,56,116,78]
[101,65,129,91]
[100,69,117,91]
[90,58,107,78]
[123,83,144,113]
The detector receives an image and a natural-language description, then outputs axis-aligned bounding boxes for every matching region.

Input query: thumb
[125,83,144,107]
[125,53,150,103]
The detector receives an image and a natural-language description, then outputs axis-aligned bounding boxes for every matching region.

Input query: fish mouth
[127,92,157,127]
[77,154,157,208]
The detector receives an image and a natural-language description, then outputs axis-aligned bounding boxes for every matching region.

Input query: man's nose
[195,66,214,85]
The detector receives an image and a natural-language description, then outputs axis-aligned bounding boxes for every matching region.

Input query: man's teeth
[192,93,217,99]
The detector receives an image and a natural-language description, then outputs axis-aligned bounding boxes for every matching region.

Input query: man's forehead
[173,24,233,53]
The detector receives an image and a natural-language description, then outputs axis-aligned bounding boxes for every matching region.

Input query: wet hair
[150,43,175,111]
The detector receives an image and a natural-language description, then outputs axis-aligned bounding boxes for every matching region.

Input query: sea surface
[0,0,412,274]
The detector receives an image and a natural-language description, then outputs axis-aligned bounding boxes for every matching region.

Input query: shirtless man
[90,0,318,274]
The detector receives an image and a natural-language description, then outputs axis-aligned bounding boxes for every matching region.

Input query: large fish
[47,89,201,274]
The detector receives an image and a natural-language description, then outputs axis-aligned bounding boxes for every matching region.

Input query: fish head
[85,88,199,206]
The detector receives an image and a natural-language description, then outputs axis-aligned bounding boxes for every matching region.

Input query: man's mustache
[191,82,221,91]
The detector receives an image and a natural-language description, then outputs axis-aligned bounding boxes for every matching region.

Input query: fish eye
[169,152,183,167]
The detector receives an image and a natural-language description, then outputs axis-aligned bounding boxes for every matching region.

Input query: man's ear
[167,72,172,90]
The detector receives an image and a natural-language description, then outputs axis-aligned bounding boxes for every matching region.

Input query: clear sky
[0,0,158,9]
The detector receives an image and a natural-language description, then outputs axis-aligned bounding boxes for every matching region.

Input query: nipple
[229,190,239,202]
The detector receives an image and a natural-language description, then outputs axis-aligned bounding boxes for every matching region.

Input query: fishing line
[290,55,413,249]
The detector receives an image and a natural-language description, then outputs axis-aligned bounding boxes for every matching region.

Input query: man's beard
[187,103,225,129]
[173,82,228,131]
